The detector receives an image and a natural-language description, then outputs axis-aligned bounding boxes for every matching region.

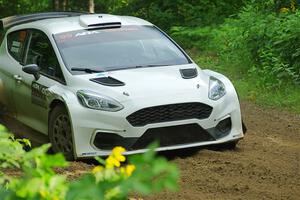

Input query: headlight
[77,90,124,111]
[208,77,226,100]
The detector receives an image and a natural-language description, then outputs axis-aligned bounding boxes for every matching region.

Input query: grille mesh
[131,123,215,150]
[127,102,213,127]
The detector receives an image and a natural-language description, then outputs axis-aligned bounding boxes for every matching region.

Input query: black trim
[131,123,215,150]
[87,22,122,30]
[207,117,232,139]
[93,132,137,150]
[92,121,233,151]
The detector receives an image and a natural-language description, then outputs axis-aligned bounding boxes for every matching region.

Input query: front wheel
[49,105,74,160]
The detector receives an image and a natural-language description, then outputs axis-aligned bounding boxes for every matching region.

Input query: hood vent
[90,76,125,87]
[180,68,198,79]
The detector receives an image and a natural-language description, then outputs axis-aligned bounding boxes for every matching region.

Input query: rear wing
[0,12,86,31]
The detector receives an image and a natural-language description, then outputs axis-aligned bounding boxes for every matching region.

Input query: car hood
[71,64,209,103]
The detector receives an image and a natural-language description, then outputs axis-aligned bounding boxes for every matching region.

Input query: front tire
[49,105,74,160]
[216,140,238,150]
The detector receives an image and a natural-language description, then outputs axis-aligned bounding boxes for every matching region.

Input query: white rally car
[0,12,246,160]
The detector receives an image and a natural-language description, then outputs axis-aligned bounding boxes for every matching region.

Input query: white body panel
[66,67,243,157]
[0,14,244,158]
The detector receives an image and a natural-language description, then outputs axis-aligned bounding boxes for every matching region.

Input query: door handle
[13,75,23,83]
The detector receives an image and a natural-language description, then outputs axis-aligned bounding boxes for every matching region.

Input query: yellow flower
[106,155,121,168]
[92,165,104,173]
[125,164,135,176]
[112,146,126,162]
[112,146,126,154]
[39,190,47,198]
[52,197,60,200]
[125,164,136,176]
[105,147,127,168]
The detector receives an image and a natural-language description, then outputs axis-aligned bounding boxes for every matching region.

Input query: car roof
[4,13,153,35]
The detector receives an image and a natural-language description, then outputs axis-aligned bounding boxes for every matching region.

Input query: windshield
[54,26,190,74]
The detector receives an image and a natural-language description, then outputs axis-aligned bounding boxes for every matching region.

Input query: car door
[0,29,28,114]
[12,29,66,134]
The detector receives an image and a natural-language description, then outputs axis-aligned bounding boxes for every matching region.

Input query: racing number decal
[31,82,48,108]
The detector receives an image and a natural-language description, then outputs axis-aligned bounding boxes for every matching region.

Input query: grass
[188,50,300,114]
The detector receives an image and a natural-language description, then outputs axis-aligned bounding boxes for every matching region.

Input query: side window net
[7,30,27,62]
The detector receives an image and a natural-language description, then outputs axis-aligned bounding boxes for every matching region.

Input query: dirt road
[148,101,300,200]
[1,101,300,199]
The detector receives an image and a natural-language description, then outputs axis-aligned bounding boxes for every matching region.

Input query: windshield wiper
[134,64,171,68]
[71,67,105,73]
[71,64,171,73]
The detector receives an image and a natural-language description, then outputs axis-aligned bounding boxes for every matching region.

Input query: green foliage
[172,1,300,88]
[0,125,31,169]
[217,3,300,87]
[170,26,214,50]
[0,126,179,200]
[0,0,51,18]
[0,0,248,31]
[104,0,248,31]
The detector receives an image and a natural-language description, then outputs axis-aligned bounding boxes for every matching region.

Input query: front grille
[126,102,213,127]
[131,123,215,150]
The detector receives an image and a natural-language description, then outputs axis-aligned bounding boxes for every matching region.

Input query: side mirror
[22,64,40,80]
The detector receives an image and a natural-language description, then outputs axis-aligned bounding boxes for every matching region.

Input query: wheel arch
[48,98,77,160]
[48,98,71,126]
[49,99,66,113]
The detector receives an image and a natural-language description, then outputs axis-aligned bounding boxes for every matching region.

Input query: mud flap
[242,121,247,134]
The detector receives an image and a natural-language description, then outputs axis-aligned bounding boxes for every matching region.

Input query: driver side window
[25,30,64,82]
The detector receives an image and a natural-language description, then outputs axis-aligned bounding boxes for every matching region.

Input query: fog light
[216,117,232,134]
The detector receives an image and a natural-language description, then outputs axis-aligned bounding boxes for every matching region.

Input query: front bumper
[67,86,244,158]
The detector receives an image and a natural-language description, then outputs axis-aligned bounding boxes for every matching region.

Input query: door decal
[31,82,48,108]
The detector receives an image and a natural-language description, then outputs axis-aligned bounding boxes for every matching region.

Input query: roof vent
[79,14,121,29]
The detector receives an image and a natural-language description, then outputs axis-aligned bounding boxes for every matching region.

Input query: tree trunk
[89,0,95,13]
[62,0,68,11]
[53,0,60,11]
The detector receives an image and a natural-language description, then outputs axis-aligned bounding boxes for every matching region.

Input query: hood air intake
[180,68,198,79]
[90,76,125,87]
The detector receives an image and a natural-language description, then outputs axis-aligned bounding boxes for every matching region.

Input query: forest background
[1,0,300,113]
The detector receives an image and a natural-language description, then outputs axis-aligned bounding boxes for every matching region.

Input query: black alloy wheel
[49,105,74,160]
